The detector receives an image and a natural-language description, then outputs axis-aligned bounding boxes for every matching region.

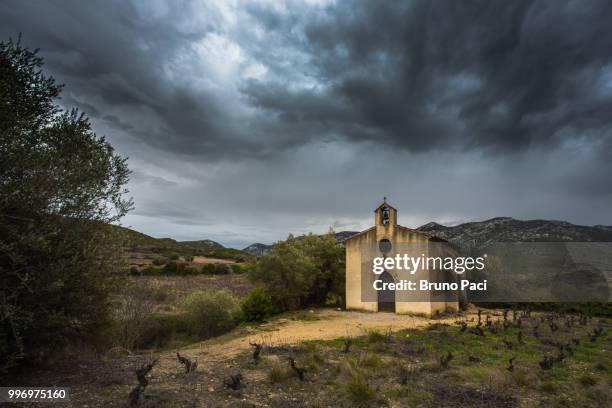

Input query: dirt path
[157,309,474,371]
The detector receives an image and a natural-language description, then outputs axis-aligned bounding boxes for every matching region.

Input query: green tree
[249,232,345,313]
[249,235,317,311]
[0,37,132,372]
[299,230,345,306]
[241,286,275,322]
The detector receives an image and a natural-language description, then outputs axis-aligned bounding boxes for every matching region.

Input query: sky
[2,0,612,248]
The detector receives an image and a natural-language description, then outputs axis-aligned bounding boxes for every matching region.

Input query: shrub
[200,264,216,274]
[578,374,598,387]
[112,287,155,350]
[249,237,317,311]
[162,261,198,276]
[163,261,181,274]
[140,266,160,275]
[594,362,607,372]
[248,231,344,313]
[231,263,250,274]
[213,263,232,274]
[268,364,288,383]
[341,362,377,405]
[181,290,238,339]
[241,287,275,322]
[345,377,376,405]
[186,266,198,275]
[129,266,140,275]
[366,329,392,343]
[151,287,170,302]
[538,381,556,393]
[359,353,383,368]
[199,263,232,275]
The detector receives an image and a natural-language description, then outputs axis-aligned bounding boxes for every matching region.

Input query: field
[10,307,611,407]
[132,274,253,313]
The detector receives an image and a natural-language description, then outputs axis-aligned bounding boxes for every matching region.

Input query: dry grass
[132,274,254,313]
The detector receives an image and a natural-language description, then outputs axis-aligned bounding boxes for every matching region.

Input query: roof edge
[344,225,447,242]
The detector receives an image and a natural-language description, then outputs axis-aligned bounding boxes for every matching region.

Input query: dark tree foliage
[249,231,345,313]
[0,37,133,372]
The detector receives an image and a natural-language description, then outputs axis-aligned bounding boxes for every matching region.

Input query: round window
[378,239,392,255]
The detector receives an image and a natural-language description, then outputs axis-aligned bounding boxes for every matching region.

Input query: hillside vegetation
[112,224,253,267]
[242,230,358,256]
[418,217,612,246]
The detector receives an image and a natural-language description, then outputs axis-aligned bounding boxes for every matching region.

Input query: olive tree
[0,37,132,372]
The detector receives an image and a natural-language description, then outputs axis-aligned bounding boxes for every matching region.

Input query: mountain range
[119,217,612,259]
[417,217,612,247]
[242,231,359,256]
[242,217,612,255]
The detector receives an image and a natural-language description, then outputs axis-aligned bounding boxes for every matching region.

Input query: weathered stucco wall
[345,228,377,312]
[345,203,459,316]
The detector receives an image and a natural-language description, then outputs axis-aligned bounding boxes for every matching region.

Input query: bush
[342,362,377,405]
[111,287,154,350]
[200,264,216,274]
[162,261,198,276]
[163,261,180,274]
[249,238,317,311]
[199,263,233,275]
[578,374,598,387]
[248,231,345,313]
[231,263,250,274]
[140,266,160,275]
[129,266,140,275]
[241,287,275,322]
[213,263,232,274]
[181,290,238,339]
[268,364,289,383]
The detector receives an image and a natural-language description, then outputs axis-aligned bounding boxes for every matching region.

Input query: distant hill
[179,239,224,251]
[242,243,273,257]
[417,217,612,247]
[334,231,360,241]
[112,225,251,261]
[242,231,359,257]
[113,225,191,254]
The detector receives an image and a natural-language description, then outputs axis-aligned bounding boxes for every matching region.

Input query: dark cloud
[4,0,612,158]
[243,0,612,154]
[1,0,611,246]
[0,0,255,158]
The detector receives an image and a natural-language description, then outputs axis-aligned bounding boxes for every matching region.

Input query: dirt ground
[171,309,469,365]
[10,309,476,407]
[191,256,235,265]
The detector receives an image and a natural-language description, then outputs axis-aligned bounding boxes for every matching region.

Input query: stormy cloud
[2,0,611,247]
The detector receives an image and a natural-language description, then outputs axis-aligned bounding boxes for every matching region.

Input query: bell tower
[374,197,397,240]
